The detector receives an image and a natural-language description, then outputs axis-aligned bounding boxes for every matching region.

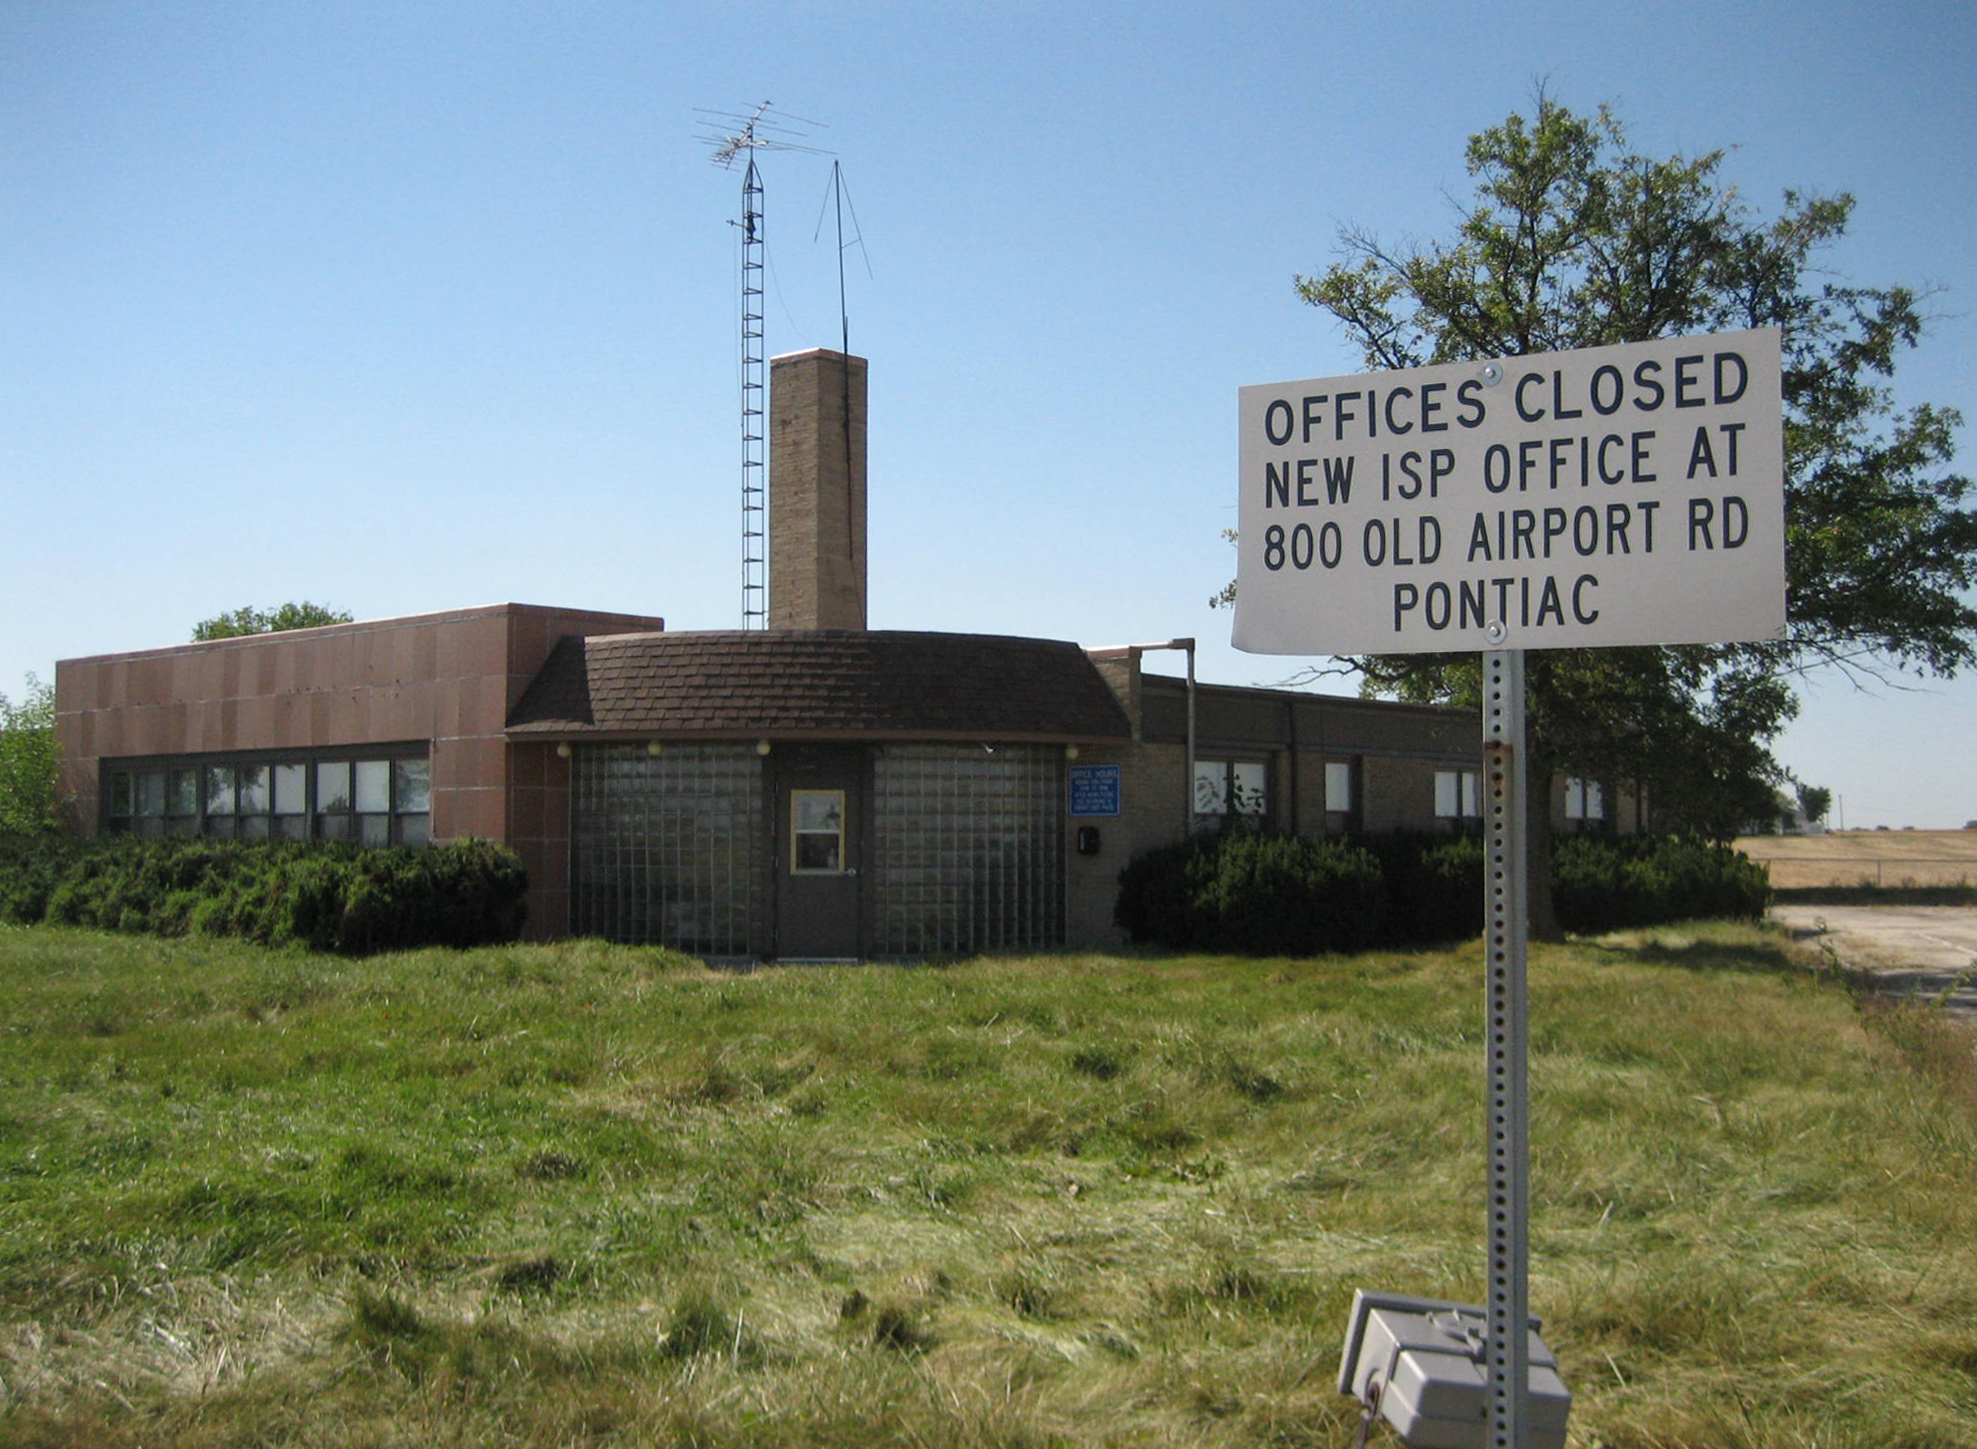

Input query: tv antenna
[695,102,829,629]
[814,159,872,358]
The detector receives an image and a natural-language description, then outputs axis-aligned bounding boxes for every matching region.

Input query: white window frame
[1193,757,1269,824]
[1435,769,1482,820]
[1324,760,1354,814]
[790,788,848,874]
[1564,777,1605,821]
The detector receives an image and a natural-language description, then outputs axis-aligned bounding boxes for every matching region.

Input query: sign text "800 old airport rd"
[1232,328,1786,656]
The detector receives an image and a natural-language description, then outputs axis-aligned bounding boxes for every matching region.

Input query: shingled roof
[506,629,1133,742]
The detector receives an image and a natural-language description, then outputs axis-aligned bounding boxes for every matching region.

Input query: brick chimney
[769,348,868,630]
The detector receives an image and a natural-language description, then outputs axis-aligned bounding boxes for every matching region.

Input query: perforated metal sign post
[1482,649,1531,1449]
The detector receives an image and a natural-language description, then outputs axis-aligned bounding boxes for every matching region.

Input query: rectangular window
[1194,758,1268,823]
[1435,769,1482,820]
[1324,760,1354,813]
[134,770,165,816]
[1192,761,1216,815]
[133,769,167,839]
[272,764,307,815]
[354,760,391,814]
[354,759,392,845]
[317,761,352,812]
[791,789,846,873]
[393,758,431,814]
[1565,777,1605,821]
[236,765,270,815]
[272,764,308,839]
[316,760,353,841]
[108,770,134,819]
[236,765,271,840]
[103,748,431,848]
[203,766,236,818]
[1232,760,1266,815]
[392,759,432,846]
[167,768,200,836]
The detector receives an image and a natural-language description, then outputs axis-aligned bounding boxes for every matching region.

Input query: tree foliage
[1289,96,1975,854]
[0,676,65,834]
[192,602,353,641]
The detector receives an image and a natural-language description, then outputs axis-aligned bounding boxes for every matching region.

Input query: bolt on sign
[1233,328,1785,656]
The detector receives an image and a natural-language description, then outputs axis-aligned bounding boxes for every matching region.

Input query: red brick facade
[55,603,664,938]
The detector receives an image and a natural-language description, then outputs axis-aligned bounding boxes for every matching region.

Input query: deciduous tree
[1281,96,1976,932]
[192,602,353,641]
[0,676,64,834]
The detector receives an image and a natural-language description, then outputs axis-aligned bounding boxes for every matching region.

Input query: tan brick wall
[1087,654,1143,734]
[1064,740,1194,948]
[1358,754,1441,833]
[769,349,868,630]
[1293,751,1332,833]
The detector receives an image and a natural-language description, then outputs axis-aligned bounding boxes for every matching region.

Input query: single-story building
[55,348,1635,959]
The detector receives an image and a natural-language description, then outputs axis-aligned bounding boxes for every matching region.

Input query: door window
[791,789,846,873]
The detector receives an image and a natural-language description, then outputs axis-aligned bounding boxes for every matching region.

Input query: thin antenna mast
[813,160,872,568]
[813,160,872,357]
[696,103,829,629]
[833,162,848,356]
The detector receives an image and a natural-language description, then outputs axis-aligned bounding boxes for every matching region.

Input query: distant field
[1737,828,1977,889]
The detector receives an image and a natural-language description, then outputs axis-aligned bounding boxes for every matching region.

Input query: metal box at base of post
[1337,1290,1571,1449]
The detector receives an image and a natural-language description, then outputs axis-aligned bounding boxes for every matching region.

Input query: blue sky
[4,0,1973,829]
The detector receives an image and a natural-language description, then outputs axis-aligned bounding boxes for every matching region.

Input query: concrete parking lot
[1770,904,1977,1016]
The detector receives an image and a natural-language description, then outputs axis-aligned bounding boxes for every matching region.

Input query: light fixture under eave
[1065,745,1081,761]
[756,739,772,756]
[647,740,665,756]
[555,743,572,759]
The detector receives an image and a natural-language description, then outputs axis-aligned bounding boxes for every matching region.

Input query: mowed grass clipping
[0,924,1973,1448]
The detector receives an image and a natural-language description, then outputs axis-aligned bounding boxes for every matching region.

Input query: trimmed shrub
[1115,831,1387,956]
[0,835,528,953]
[1116,830,1769,956]
[1552,834,1769,933]
[1113,840,1200,950]
[0,833,91,924]
[1357,832,1485,945]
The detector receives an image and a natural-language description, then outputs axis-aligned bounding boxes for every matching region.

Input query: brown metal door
[774,745,867,959]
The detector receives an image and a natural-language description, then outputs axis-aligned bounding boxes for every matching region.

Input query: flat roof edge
[57,603,667,668]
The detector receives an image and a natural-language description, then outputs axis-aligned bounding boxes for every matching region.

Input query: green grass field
[1,923,1973,1447]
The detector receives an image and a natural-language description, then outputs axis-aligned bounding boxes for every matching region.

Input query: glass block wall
[872,744,1064,956]
[570,744,768,955]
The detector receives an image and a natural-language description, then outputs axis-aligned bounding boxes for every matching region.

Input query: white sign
[1233,328,1786,655]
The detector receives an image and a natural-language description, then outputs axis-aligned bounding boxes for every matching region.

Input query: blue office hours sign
[1068,764,1122,818]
